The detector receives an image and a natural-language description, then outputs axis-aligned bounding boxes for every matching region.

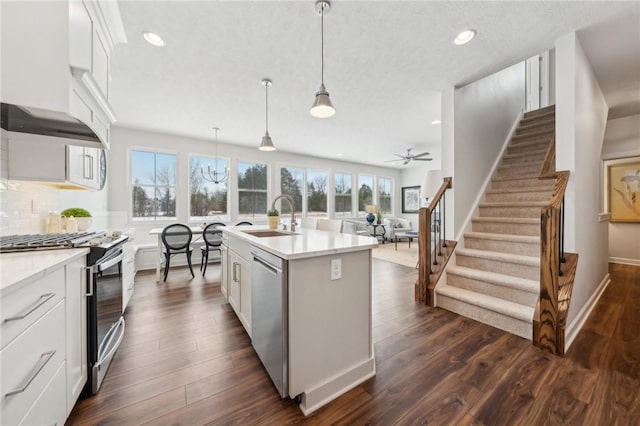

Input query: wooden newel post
[535,206,559,354]
[416,207,429,303]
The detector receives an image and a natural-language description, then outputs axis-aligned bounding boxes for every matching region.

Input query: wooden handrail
[534,131,571,354]
[416,177,453,305]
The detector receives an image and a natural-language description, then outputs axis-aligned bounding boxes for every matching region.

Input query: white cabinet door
[65,257,87,415]
[69,0,93,73]
[239,255,252,337]
[220,245,228,299]
[122,243,136,311]
[67,145,88,186]
[228,251,241,314]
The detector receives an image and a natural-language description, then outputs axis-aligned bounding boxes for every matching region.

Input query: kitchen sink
[242,230,300,238]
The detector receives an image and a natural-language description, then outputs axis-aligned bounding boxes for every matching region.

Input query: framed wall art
[608,157,640,223]
[401,186,421,213]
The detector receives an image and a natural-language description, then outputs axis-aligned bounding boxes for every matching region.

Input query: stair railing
[535,133,570,354]
[416,177,454,306]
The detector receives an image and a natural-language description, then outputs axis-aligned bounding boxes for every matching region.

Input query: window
[334,172,353,217]
[378,177,393,214]
[306,169,328,217]
[189,155,228,220]
[131,150,177,220]
[358,174,374,214]
[238,162,268,218]
[280,166,304,215]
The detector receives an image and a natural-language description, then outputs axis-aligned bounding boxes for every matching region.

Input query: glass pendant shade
[310,83,335,118]
[259,132,276,151]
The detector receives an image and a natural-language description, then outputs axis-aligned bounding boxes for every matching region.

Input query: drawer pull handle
[4,293,55,322]
[5,350,56,397]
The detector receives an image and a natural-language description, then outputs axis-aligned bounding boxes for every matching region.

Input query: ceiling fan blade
[412,152,431,158]
[384,159,401,162]
[414,157,433,161]
[392,153,406,158]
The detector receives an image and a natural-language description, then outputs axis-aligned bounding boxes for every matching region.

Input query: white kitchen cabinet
[0,251,89,425]
[1,0,126,149]
[220,245,229,299]
[65,257,88,415]
[226,235,252,337]
[122,242,137,311]
[8,135,104,190]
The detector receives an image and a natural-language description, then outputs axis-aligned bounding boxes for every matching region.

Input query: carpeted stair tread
[464,231,539,244]
[511,129,555,140]
[455,247,540,267]
[502,149,549,160]
[523,105,555,119]
[486,186,551,194]
[437,284,534,322]
[446,265,539,295]
[472,216,540,224]
[492,175,553,184]
[516,120,555,133]
[520,111,555,124]
[479,201,548,208]
[509,138,554,150]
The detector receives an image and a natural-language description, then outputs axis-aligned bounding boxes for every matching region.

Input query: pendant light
[201,127,229,184]
[310,0,335,118]
[259,78,276,151]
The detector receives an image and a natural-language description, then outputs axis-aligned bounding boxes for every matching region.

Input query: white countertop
[0,248,89,294]
[223,225,378,260]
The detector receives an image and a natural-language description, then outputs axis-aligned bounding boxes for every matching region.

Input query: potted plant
[61,207,92,231]
[376,210,383,225]
[267,208,280,229]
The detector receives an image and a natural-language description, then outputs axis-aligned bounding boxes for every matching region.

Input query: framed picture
[608,157,640,222]
[402,186,421,213]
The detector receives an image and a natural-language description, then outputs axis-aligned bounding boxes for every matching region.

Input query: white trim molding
[608,257,640,266]
[565,273,610,351]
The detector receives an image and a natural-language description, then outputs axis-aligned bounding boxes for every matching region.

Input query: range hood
[1,103,100,144]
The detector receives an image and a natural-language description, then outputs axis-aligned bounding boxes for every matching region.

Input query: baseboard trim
[608,257,640,266]
[565,273,610,351]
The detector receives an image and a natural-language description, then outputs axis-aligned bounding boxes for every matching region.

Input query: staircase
[436,105,556,339]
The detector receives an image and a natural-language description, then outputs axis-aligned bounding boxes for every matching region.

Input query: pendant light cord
[265,84,269,133]
[321,5,324,85]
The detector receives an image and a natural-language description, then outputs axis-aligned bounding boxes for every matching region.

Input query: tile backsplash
[0,180,60,235]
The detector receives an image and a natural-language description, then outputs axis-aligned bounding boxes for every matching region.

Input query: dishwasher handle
[253,255,280,275]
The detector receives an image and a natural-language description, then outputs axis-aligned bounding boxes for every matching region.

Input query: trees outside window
[378,177,392,214]
[280,167,303,215]
[334,172,353,217]
[189,156,228,220]
[238,162,268,217]
[131,150,177,220]
[307,169,328,217]
[358,174,374,214]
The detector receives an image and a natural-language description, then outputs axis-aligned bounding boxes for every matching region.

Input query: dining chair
[235,221,253,226]
[200,222,225,276]
[317,219,343,233]
[300,217,318,229]
[161,224,194,282]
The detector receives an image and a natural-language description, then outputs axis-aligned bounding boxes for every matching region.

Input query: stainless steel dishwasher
[251,247,288,397]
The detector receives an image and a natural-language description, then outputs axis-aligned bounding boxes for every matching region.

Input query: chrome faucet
[271,194,297,232]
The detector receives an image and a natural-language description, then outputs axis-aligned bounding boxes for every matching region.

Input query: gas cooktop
[0,231,110,253]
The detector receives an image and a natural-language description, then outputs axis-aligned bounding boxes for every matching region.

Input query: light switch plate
[331,258,342,280]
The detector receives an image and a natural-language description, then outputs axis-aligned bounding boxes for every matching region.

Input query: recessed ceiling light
[431,120,441,125]
[143,31,165,47]
[454,29,476,45]
[336,153,343,156]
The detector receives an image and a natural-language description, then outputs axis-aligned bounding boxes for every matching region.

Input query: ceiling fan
[384,148,433,165]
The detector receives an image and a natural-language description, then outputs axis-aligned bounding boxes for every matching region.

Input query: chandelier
[201,127,229,184]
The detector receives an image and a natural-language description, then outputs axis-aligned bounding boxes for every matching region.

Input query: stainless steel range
[0,231,129,395]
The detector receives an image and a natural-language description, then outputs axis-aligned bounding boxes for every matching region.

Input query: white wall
[108,126,402,245]
[398,165,440,228]
[556,32,610,326]
[602,114,640,265]
[452,62,526,236]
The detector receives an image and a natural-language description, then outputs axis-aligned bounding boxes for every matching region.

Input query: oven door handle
[96,317,125,364]
[98,253,124,272]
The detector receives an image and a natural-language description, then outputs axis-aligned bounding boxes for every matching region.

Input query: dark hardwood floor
[67,261,640,425]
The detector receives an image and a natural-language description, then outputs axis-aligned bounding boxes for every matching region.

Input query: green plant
[267,208,279,216]
[376,210,382,223]
[61,207,91,218]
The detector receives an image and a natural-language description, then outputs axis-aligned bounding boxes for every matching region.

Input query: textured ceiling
[110,1,638,168]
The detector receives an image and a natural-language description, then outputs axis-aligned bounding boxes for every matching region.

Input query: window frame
[377,176,394,215]
[129,147,179,222]
[333,171,354,218]
[237,160,269,219]
[188,152,231,222]
[357,173,375,217]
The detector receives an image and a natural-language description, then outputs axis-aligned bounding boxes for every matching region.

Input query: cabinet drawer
[19,361,66,426]
[1,268,65,350]
[1,301,66,426]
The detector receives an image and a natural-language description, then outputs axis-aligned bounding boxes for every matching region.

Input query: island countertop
[1,248,89,294]
[222,225,378,260]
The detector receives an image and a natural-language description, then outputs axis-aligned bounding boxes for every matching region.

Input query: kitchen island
[222,225,378,415]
